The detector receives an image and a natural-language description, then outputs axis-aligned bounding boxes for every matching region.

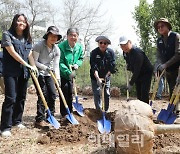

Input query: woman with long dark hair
[0,13,38,137]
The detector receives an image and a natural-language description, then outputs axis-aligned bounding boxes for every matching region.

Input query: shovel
[165,92,180,124]
[149,70,165,114]
[30,71,60,129]
[69,66,84,116]
[49,71,79,125]
[157,84,180,123]
[125,68,130,102]
[97,79,111,134]
[72,78,84,116]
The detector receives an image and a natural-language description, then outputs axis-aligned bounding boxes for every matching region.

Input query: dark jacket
[90,47,116,80]
[156,32,180,72]
[2,31,32,78]
[123,46,153,85]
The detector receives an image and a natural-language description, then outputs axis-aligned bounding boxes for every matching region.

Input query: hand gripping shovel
[97,80,111,134]
[157,85,180,123]
[149,70,165,114]
[30,71,60,129]
[69,66,84,116]
[49,71,79,125]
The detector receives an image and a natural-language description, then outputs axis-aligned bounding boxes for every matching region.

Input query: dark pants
[34,75,56,122]
[0,75,28,131]
[166,69,178,99]
[136,72,152,104]
[59,77,73,117]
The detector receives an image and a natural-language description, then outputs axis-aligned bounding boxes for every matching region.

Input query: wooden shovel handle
[30,71,48,110]
[172,85,180,106]
[151,69,165,100]
[49,71,69,108]
[125,67,129,101]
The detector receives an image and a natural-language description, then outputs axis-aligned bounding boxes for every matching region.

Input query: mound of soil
[38,109,116,146]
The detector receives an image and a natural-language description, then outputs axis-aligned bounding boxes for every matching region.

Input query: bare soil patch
[0,92,180,153]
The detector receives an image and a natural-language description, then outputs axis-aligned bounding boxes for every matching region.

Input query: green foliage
[133,0,155,63]
[152,0,180,33]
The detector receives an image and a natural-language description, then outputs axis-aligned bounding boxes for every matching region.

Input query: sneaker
[34,121,50,129]
[1,130,12,137]
[16,123,26,129]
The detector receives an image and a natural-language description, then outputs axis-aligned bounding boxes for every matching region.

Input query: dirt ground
[0,89,180,154]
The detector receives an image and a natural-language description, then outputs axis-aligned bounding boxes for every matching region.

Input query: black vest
[3,31,32,78]
[157,32,180,71]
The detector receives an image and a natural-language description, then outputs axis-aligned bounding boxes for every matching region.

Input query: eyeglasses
[157,24,165,29]
[99,42,108,45]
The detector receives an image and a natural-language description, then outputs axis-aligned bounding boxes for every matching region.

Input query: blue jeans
[156,77,164,98]
[91,79,110,111]
[0,75,28,131]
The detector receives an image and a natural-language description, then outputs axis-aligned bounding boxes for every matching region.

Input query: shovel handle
[172,85,180,106]
[125,67,130,101]
[49,71,69,109]
[30,71,48,110]
[69,65,78,97]
[151,69,165,100]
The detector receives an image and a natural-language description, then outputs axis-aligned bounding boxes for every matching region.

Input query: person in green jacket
[58,28,84,117]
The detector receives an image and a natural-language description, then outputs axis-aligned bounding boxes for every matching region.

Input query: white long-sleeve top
[32,40,60,80]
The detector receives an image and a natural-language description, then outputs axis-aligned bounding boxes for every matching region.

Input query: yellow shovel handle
[30,71,48,109]
[151,69,165,100]
[49,71,69,109]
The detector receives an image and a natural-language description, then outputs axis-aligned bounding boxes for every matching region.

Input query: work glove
[127,83,133,92]
[46,66,53,72]
[25,63,39,76]
[69,71,76,80]
[72,64,79,70]
[157,64,167,72]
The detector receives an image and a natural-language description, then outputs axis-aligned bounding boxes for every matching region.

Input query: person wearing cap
[32,26,61,129]
[154,18,180,99]
[90,36,116,111]
[119,35,153,104]
[58,28,84,117]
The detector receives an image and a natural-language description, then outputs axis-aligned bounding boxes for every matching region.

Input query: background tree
[60,0,112,53]
[133,0,180,64]
[133,0,155,63]
[21,0,55,42]
[0,0,22,32]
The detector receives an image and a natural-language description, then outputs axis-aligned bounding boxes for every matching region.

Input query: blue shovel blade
[157,109,166,121]
[165,113,177,124]
[46,110,60,129]
[66,108,79,125]
[73,102,84,117]
[97,119,105,134]
[97,113,111,134]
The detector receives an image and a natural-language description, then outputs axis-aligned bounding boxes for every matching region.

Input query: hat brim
[154,20,172,31]
[95,36,111,44]
[43,31,62,41]
[119,40,129,45]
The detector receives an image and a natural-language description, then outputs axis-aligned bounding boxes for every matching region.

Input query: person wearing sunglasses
[154,18,180,100]
[90,36,116,112]
[119,35,153,104]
